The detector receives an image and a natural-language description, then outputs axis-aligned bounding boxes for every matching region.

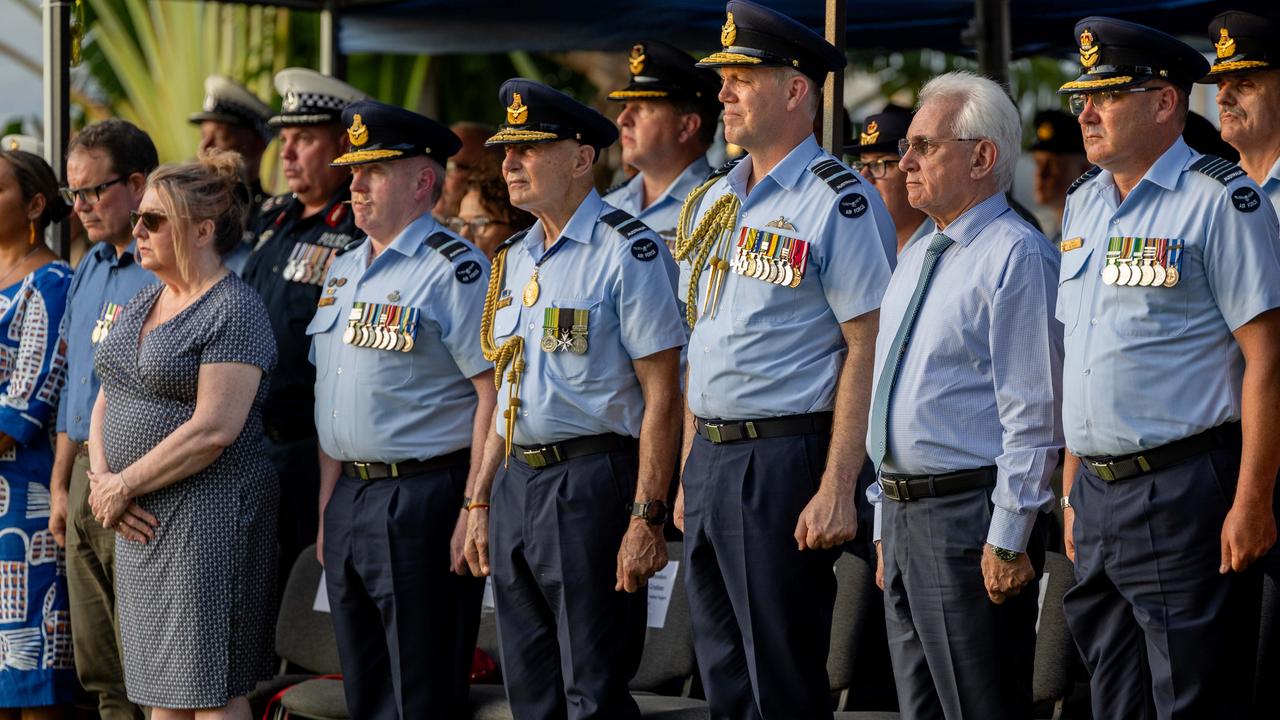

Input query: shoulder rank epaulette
[496,229,528,255]
[1190,155,1247,186]
[334,236,365,256]
[709,155,744,181]
[424,231,474,262]
[603,177,629,197]
[1066,166,1102,195]
[810,158,860,194]
[600,208,650,239]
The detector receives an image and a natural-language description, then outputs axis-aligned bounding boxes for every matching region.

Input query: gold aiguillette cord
[479,244,525,467]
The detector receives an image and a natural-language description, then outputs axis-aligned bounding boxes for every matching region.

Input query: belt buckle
[882,477,911,502]
[704,422,725,444]
[353,461,372,481]
[522,445,563,469]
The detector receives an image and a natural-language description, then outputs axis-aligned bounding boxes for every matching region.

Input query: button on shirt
[1058,138,1280,457]
[243,190,362,436]
[866,193,1063,552]
[683,135,894,420]
[490,189,685,447]
[56,241,156,443]
[308,213,489,462]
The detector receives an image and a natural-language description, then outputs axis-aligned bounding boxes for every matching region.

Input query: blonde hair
[147,150,248,281]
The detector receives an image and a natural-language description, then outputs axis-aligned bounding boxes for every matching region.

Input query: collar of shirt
[726,134,822,199]
[91,239,137,267]
[1264,154,1280,194]
[642,155,713,208]
[933,192,1010,249]
[903,217,936,253]
[367,211,439,265]
[522,188,605,258]
[1091,136,1192,208]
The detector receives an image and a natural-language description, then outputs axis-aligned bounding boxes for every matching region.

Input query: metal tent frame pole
[975,0,1011,88]
[320,0,345,79]
[43,0,72,259]
[821,0,847,155]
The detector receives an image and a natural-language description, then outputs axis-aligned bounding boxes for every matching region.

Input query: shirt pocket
[1109,280,1190,338]
[541,297,601,382]
[492,300,521,342]
[305,305,341,379]
[1056,245,1093,336]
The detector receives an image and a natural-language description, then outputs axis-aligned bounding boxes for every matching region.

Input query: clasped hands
[86,467,158,543]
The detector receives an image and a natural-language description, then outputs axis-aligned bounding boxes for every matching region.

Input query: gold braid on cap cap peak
[332,148,404,165]
[674,176,740,330]
[479,245,525,465]
[487,128,561,143]
[1058,75,1133,91]
[607,90,671,99]
[699,51,764,65]
[1209,59,1270,74]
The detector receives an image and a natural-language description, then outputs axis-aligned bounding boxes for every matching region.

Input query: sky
[0,0,47,131]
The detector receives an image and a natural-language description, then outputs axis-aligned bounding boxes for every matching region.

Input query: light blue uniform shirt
[56,241,155,442]
[308,213,491,462]
[683,135,894,420]
[603,155,712,246]
[1058,138,1280,457]
[866,193,1063,552]
[491,189,685,446]
[1262,155,1280,210]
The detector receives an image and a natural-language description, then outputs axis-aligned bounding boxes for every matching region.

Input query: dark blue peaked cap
[1058,16,1208,94]
[330,100,462,167]
[697,0,847,84]
[486,78,619,153]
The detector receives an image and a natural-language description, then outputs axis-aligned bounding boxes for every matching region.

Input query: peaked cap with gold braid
[1056,16,1208,94]
[1197,11,1278,81]
[608,39,721,108]
[330,100,462,168]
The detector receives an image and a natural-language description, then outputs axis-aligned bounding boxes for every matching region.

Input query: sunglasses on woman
[129,210,169,233]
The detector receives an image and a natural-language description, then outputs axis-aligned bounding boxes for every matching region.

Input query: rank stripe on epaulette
[600,209,649,238]
[1066,166,1102,195]
[1190,155,1247,185]
[810,160,859,193]
[424,231,472,261]
[496,229,528,254]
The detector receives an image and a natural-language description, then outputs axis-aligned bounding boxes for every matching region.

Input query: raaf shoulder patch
[455,260,483,284]
[600,208,650,239]
[1066,165,1102,195]
[630,237,659,262]
[838,193,868,219]
[1232,186,1262,213]
[1191,155,1247,186]
[810,158,861,194]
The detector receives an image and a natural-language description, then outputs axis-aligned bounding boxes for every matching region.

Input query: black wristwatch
[989,544,1022,562]
[628,499,669,525]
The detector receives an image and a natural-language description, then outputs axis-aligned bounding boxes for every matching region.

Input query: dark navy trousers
[323,454,483,720]
[682,431,861,720]
[490,449,646,720]
[1064,447,1261,720]
[881,486,1046,720]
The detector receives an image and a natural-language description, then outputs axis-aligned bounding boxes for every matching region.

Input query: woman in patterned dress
[86,151,277,720]
[0,150,75,718]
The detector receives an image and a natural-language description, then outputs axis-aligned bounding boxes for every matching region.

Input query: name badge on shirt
[730,226,809,288]
[540,307,589,354]
[1100,237,1182,288]
[91,303,123,344]
[341,301,419,352]
[1060,237,1083,252]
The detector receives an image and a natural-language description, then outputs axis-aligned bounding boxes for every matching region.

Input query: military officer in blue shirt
[1056,18,1280,719]
[462,79,684,720]
[310,101,494,720]
[241,68,366,591]
[48,119,157,720]
[604,39,720,248]
[672,2,894,717]
[866,71,1063,720]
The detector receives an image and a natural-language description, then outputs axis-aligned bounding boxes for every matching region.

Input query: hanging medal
[1125,238,1143,287]
[1163,241,1183,287]
[343,303,362,345]
[1139,238,1157,286]
[1101,237,1121,285]
[1114,237,1132,286]
[1151,238,1167,287]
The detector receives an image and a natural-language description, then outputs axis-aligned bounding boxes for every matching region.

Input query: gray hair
[918,70,1020,190]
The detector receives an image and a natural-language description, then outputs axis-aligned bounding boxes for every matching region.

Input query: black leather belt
[513,433,637,469]
[341,448,469,481]
[695,412,833,444]
[1082,422,1241,483]
[879,466,997,502]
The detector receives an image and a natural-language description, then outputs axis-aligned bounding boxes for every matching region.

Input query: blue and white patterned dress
[0,261,75,707]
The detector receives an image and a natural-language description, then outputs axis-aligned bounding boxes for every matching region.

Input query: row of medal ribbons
[91,302,124,344]
[732,227,810,288]
[283,242,337,286]
[342,301,419,352]
[1101,237,1184,288]
[540,307,589,355]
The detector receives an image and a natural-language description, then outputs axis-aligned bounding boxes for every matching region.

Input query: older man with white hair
[866,70,1063,720]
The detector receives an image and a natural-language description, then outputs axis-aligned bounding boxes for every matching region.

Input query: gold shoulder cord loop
[480,244,525,466]
[674,178,740,329]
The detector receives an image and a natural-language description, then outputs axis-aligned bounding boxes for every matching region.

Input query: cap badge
[203,92,217,112]
[283,90,301,112]
[721,11,737,47]
[507,92,529,126]
[6,139,18,151]
[859,121,880,146]
[1079,29,1099,68]
[1037,121,1053,141]
[1216,28,1236,59]
[347,113,369,147]
[629,44,646,76]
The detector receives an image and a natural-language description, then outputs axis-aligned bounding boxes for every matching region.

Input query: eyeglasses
[129,210,169,233]
[446,216,508,234]
[1068,87,1162,116]
[851,158,899,179]
[60,176,125,205]
[897,137,983,157]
